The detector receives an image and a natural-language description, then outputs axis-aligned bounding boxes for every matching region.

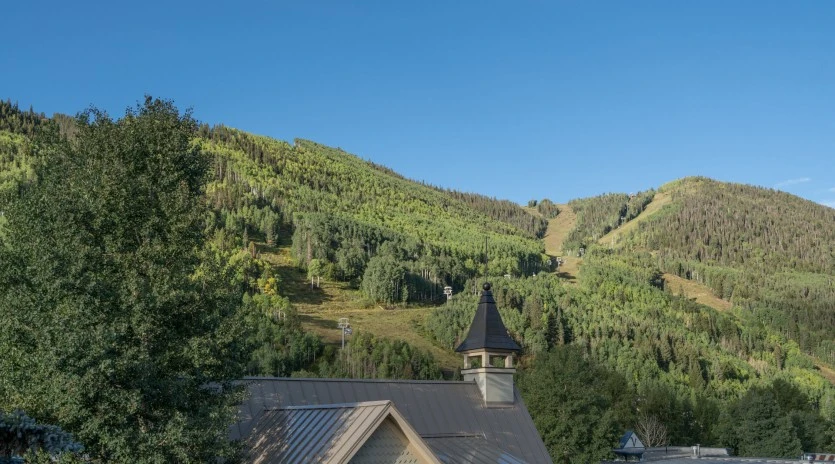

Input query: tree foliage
[428,248,835,458]
[0,98,248,462]
[198,126,546,294]
[623,178,835,364]
[720,386,802,457]
[362,255,408,304]
[537,198,560,219]
[0,410,83,462]
[430,187,548,238]
[563,190,655,251]
[316,332,443,380]
[517,346,633,463]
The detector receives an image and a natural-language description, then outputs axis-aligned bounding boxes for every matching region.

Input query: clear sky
[3,1,834,206]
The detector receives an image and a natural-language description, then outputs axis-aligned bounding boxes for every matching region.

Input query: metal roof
[232,377,552,464]
[427,436,528,464]
[455,283,521,353]
[245,400,440,464]
[617,430,644,450]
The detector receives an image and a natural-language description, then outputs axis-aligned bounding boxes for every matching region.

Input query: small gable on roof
[351,417,427,464]
[617,431,645,450]
[245,400,440,464]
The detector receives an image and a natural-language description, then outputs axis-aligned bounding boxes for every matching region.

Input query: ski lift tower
[338,317,351,350]
[443,286,453,301]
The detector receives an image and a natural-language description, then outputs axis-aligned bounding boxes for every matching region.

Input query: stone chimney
[455,282,521,406]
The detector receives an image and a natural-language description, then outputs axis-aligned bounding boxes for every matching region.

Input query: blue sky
[3,1,834,206]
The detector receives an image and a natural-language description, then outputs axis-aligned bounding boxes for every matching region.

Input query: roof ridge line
[421,432,487,439]
[242,376,473,384]
[269,400,393,411]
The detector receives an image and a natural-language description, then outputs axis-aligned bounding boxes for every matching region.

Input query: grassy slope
[663,272,732,311]
[257,241,462,371]
[541,204,582,281]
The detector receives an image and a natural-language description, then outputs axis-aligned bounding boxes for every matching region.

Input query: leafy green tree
[537,198,560,219]
[517,346,632,463]
[361,255,407,305]
[308,258,323,288]
[723,387,802,458]
[0,97,248,462]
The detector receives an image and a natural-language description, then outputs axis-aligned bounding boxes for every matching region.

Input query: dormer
[455,282,521,406]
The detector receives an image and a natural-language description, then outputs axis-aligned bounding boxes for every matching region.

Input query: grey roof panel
[455,285,522,353]
[246,401,391,464]
[427,436,529,464]
[234,377,553,464]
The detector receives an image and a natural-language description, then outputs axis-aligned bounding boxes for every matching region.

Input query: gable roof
[455,283,521,353]
[245,400,440,464]
[232,377,552,464]
[617,430,645,450]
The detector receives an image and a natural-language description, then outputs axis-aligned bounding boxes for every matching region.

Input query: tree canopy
[0,97,248,462]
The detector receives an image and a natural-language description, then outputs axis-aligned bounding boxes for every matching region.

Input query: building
[612,431,645,461]
[231,282,553,463]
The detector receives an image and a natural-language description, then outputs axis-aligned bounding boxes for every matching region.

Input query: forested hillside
[198,125,548,299]
[430,187,548,238]
[615,178,835,366]
[3,99,834,462]
[1,100,547,301]
[563,189,655,252]
[426,249,835,460]
[0,100,459,461]
[423,179,835,460]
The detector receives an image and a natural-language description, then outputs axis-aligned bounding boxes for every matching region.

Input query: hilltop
[596,178,835,368]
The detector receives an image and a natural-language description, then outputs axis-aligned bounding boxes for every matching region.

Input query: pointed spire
[455,283,521,353]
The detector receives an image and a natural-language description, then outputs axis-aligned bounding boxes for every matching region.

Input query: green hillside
[198,125,547,293]
[562,189,656,253]
[2,99,835,461]
[419,179,835,458]
[0,101,547,296]
[616,178,835,366]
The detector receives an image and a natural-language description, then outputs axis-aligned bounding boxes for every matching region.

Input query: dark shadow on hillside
[299,313,341,333]
[275,224,294,247]
[556,271,577,282]
[274,265,332,306]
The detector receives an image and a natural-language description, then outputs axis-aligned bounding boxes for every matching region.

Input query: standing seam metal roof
[427,436,528,464]
[245,401,440,464]
[232,377,552,464]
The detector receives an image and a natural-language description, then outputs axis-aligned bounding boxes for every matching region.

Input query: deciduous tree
[0,97,248,462]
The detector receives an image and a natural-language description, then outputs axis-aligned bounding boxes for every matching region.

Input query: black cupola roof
[455,283,521,353]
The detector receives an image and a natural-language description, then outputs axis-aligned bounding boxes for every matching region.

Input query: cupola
[455,282,520,406]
